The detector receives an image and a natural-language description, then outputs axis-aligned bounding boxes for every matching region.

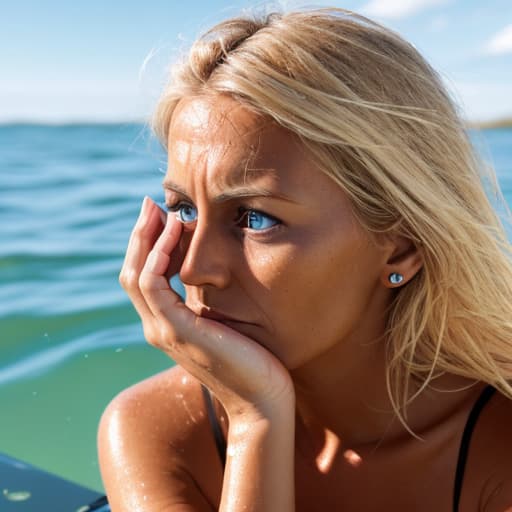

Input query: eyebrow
[162,169,297,204]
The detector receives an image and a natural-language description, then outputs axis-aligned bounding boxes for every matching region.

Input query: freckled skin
[166,95,393,371]
[100,94,512,512]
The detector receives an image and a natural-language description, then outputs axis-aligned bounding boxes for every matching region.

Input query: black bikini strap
[453,385,496,512]
[201,385,227,467]
[85,494,109,510]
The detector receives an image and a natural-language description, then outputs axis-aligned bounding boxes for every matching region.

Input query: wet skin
[101,94,512,512]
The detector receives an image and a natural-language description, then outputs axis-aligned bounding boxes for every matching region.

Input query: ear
[379,236,423,288]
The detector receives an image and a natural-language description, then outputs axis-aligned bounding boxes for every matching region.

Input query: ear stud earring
[388,272,404,285]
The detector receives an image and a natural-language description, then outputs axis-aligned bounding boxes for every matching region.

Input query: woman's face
[164,95,393,370]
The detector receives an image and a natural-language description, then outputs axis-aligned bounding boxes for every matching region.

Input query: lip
[197,307,251,325]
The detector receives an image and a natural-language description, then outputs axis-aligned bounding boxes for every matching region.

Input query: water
[1,124,511,492]
[0,124,173,491]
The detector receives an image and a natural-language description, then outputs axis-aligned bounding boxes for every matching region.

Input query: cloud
[360,0,450,20]
[443,79,512,122]
[484,24,512,55]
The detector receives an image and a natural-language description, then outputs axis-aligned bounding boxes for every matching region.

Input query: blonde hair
[152,8,512,421]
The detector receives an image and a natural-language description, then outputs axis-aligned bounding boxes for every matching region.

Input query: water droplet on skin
[232,423,249,436]
[3,489,31,501]
[175,392,184,399]
[343,449,362,467]
[256,253,274,266]
[181,375,188,385]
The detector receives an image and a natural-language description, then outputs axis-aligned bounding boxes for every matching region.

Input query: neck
[290,332,481,452]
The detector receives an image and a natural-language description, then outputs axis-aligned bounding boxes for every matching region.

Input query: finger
[120,197,166,320]
[139,215,289,400]
[139,212,184,311]
[139,220,271,376]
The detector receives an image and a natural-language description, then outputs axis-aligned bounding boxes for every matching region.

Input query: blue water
[1,124,511,491]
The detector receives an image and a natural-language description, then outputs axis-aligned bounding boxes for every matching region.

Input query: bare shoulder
[462,389,512,512]
[98,365,225,511]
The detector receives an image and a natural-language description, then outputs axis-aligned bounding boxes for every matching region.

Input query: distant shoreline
[466,117,512,130]
[1,117,511,130]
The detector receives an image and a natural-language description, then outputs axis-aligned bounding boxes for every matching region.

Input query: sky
[1,0,511,123]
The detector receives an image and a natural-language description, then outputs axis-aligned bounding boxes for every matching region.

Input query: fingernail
[164,212,182,237]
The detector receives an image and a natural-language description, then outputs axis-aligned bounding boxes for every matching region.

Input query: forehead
[164,95,357,221]
[166,95,309,188]
[169,95,269,142]
[167,95,299,166]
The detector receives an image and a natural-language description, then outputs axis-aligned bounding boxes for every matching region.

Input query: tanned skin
[99,95,512,512]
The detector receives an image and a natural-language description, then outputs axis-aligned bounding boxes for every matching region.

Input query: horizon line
[1,114,511,129]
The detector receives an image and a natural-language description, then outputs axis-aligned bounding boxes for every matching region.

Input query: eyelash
[165,201,282,234]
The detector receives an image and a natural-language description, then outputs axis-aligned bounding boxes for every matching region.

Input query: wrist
[226,386,295,426]
[227,392,295,441]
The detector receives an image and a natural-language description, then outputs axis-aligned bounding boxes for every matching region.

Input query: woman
[98,8,512,511]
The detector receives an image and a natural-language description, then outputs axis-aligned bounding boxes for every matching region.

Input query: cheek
[242,241,298,294]
[245,231,370,303]
[244,234,385,366]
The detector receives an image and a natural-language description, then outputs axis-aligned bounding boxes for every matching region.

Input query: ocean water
[1,124,511,492]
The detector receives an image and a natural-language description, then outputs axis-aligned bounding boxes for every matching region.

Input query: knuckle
[119,267,139,292]
[138,269,156,293]
[157,322,180,348]
[130,225,146,242]
[142,324,160,348]
[143,321,185,352]
[142,321,179,351]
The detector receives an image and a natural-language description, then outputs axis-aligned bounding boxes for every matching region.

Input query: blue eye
[168,202,198,224]
[239,209,279,231]
[178,204,198,223]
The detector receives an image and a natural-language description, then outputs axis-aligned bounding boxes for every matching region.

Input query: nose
[179,222,232,289]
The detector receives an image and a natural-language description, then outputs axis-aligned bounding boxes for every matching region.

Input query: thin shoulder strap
[453,385,496,512]
[201,385,227,468]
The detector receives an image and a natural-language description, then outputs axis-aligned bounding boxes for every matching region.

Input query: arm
[100,197,296,511]
[98,367,223,512]
[98,366,295,512]
[220,403,295,512]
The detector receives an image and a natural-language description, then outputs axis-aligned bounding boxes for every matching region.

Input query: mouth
[196,306,265,344]
[197,307,254,326]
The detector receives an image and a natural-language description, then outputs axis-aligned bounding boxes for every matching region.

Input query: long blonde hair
[152,8,512,420]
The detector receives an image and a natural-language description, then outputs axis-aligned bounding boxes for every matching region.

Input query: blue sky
[1,0,511,123]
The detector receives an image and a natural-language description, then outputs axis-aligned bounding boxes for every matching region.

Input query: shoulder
[462,388,512,511]
[98,365,225,511]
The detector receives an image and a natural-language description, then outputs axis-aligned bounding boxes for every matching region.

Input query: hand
[119,197,295,420]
